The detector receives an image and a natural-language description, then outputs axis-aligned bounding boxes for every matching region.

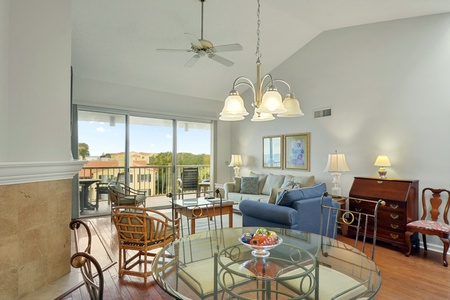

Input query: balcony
[79,165,212,216]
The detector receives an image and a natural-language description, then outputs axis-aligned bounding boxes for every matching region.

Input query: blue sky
[78,121,210,156]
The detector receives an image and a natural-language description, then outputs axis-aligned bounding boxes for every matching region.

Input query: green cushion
[240,177,259,194]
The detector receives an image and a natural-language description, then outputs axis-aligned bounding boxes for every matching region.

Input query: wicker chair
[112,206,180,283]
[108,182,146,215]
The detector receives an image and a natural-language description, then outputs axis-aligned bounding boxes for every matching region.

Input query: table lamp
[324,151,350,196]
[374,155,391,179]
[229,154,243,178]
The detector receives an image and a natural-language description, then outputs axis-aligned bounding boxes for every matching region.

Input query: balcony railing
[80,165,211,198]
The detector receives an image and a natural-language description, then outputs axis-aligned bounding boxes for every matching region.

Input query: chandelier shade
[278,94,304,117]
[251,109,275,122]
[219,0,304,122]
[257,87,286,114]
[219,91,249,117]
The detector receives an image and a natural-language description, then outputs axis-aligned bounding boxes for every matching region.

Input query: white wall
[229,13,450,251]
[5,0,72,162]
[0,0,9,161]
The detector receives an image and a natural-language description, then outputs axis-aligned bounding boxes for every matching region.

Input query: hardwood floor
[58,215,450,300]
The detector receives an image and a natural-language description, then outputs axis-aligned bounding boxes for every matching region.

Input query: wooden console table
[349,177,419,253]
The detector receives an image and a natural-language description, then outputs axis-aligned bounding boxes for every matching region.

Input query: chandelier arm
[271,79,292,94]
[233,79,257,107]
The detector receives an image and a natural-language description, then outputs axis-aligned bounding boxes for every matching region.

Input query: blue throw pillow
[240,176,259,194]
[276,182,327,206]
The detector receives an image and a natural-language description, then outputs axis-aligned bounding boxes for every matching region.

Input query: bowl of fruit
[239,228,283,258]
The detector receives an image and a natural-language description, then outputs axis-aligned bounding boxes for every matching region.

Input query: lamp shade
[374,155,391,167]
[229,154,243,167]
[257,87,287,114]
[278,94,304,117]
[220,91,249,117]
[324,153,350,172]
[251,109,275,122]
[219,113,245,121]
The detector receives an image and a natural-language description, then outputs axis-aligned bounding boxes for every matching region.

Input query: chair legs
[440,238,449,267]
[406,231,449,267]
[422,234,427,251]
[405,231,413,256]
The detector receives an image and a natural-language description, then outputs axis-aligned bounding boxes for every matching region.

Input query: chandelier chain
[256,0,261,60]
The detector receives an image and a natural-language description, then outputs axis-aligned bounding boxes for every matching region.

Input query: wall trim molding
[0,160,86,185]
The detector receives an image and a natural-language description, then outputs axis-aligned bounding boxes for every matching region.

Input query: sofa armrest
[223,182,236,198]
[239,200,298,227]
[291,195,339,237]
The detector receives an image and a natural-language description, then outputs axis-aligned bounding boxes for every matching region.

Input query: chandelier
[219,0,304,122]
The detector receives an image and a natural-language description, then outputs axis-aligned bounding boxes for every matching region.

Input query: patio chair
[108,182,146,215]
[69,219,104,300]
[112,206,180,283]
[180,167,199,199]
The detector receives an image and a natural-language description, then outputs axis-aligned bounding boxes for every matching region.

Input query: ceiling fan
[156,0,243,67]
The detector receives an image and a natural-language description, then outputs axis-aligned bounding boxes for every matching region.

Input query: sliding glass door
[77,110,126,217]
[75,108,212,217]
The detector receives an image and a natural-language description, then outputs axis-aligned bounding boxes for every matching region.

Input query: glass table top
[152,227,381,300]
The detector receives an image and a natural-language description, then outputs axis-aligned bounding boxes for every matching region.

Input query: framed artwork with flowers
[283,133,310,171]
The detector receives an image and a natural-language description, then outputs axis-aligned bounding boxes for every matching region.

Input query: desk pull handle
[355,208,362,212]
[355,199,361,203]
[390,204,399,210]
[390,213,399,220]
[390,224,399,229]
[377,181,384,184]
[390,233,399,239]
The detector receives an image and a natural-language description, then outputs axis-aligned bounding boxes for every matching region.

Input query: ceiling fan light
[257,87,286,114]
[251,109,275,122]
[220,90,249,116]
[278,94,304,117]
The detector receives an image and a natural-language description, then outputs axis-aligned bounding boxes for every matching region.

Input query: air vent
[314,108,332,118]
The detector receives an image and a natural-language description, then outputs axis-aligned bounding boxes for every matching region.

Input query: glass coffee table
[152,227,382,300]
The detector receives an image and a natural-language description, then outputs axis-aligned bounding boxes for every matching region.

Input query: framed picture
[263,136,282,168]
[283,133,310,171]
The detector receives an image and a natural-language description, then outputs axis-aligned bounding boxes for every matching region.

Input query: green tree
[78,142,90,159]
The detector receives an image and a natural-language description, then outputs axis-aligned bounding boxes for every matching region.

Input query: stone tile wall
[0,179,72,299]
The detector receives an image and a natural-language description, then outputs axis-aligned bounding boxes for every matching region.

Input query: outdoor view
[77,110,212,216]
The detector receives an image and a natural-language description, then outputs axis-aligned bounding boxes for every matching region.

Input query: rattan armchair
[112,206,180,283]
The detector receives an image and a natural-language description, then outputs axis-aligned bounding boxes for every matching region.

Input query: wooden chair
[405,188,450,267]
[69,220,104,300]
[112,206,180,283]
[108,182,146,215]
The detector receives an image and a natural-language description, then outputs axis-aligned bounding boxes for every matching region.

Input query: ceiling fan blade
[185,55,200,68]
[156,48,192,52]
[213,43,243,53]
[208,54,234,67]
[184,33,202,48]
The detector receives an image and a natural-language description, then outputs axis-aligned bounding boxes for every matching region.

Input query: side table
[333,196,348,236]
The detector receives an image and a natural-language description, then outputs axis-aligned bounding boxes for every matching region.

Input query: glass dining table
[152,227,381,300]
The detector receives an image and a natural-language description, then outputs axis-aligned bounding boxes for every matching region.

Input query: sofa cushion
[233,177,241,192]
[240,176,259,194]
[276,182,326,207]
[249,172,268,194]
[261,174,285,195]
[268,187,292,204]
[282,175,315,188]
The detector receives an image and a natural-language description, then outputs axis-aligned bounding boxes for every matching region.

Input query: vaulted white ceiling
[71,0,450,102]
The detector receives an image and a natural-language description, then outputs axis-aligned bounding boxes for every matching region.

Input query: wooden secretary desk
[349,177,419,253]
